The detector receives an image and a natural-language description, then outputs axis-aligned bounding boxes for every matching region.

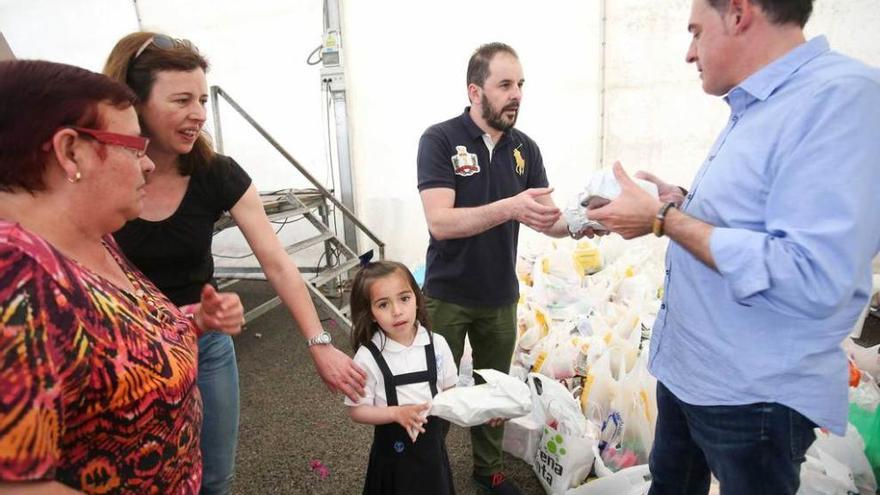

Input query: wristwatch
[306,331,332,347]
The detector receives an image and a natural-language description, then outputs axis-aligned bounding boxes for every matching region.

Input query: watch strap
[307,331,331,346]
[652,202,677,237]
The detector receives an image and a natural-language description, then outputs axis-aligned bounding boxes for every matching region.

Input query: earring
[67,171,82,183]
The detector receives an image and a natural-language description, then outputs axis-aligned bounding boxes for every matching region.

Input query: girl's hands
[486,417,506,428]
[393,403,430,438]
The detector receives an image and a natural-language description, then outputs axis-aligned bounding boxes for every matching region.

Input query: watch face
[309,331,331,346]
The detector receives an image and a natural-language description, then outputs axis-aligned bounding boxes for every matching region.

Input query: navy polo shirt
[417,108,549,307]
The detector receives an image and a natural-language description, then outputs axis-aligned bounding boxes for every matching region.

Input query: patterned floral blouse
[0,221,202,493]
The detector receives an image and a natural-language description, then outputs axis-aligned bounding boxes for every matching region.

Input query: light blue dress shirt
[650,36,880,435]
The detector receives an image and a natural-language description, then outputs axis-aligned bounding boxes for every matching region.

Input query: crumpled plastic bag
[535,422,597,494]
[849,370,880,413]
[529,373,594,439]
[564,170,659,233]
[844,337,880,380]
[429,369,531,427]
[799,448,859,495]
[809,424,876,495]
[566,464,651,495]
[848,374,880,487]
[502,415,542,463]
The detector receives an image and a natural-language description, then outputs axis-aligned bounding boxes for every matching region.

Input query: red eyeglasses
[67,126,150,158]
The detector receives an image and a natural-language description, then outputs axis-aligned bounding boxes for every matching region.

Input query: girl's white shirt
[344,325,457,407]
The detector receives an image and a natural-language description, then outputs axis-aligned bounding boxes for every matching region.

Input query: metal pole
[322,0,359,253]
[210,86,224,154]
[331,91,358,252]
[597,0,608,169]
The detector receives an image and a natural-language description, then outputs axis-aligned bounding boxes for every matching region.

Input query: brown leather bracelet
[652,202,677,237]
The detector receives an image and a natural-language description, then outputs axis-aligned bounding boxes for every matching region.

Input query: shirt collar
[370,324,430,353]
[460,107,486,140]
[727,36,829,109]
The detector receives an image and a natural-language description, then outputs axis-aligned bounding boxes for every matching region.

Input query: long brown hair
[103,31,214,175]
[349,261,430,351]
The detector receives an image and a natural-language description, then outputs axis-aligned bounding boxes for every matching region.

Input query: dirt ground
[229,280,545,494]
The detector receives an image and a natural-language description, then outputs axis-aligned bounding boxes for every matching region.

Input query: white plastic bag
[579,350,616,421]
[565,464,651,495]
[457,335,474,387]
[849,370,880,413]
[564,170,659,233]
[843,337,880,379]
[429,369,531,427]
[798,448,859,495]
[608,352,657,467]
[529,373,589,438]
[541,341,583,380]
[502,415,542,463]
[810,425,877,495]
[534,423,597,495]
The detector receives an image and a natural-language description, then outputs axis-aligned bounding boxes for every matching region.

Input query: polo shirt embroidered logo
[451,145,480,176]
[393,441,405,453]
[513,145,526,175]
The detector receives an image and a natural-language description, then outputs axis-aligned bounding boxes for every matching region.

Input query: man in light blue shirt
[589,0,880,493]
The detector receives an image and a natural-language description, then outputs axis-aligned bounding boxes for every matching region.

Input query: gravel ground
[229,280,545,494]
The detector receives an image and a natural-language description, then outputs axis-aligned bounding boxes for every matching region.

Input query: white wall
[0,0,328,192]
[0,0,137,69]
[2,0,879,269]
[601,0,880,192]
[603,0,723,189]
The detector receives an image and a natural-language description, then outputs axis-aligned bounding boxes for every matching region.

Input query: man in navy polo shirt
[417,42,579,495]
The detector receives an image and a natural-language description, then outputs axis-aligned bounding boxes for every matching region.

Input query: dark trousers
[648,381,816,495]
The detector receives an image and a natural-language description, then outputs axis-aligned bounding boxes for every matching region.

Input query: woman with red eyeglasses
[102,32,367,494]
[0,60,244,494]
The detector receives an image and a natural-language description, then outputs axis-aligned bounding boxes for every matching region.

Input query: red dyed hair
[0,60,136,192]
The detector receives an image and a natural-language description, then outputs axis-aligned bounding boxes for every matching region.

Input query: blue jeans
[197,332,240,495]
[648,381,816,495]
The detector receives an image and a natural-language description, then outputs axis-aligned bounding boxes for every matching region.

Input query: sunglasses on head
[67,126,150,158]
[132,34,192,62]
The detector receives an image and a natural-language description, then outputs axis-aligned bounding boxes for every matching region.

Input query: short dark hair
[467,42,519,87]
[0,60,136,193]
[707,0,813,27]
[104,31,214,175]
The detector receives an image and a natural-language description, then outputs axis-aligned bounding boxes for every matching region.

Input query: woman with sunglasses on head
[103,32,368,494]
[0,60,243,494]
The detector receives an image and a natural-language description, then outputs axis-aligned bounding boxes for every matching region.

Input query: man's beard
[481,93,518,132]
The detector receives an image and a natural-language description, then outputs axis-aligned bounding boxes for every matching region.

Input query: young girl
[345,261,458,495]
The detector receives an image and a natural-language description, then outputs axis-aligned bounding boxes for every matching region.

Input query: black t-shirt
[417,108,549,307]
[115,154,252,306]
